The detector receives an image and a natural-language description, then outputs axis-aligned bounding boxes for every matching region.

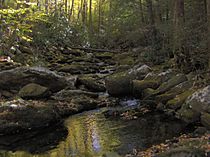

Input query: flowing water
[0,105,186,157]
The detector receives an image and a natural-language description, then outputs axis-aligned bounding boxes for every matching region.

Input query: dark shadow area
[0,123,68,154]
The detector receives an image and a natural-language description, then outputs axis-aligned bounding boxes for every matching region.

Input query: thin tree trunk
[207,0,210,67]
[69,0,75,20]
[45,0,48,13]
[139,0,144,23]
[89,0,93,33]
[173,0,184,53]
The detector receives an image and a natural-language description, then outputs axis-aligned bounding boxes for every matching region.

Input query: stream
[0,100,187,157]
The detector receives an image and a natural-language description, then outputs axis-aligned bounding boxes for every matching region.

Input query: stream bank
[0,46,209,156]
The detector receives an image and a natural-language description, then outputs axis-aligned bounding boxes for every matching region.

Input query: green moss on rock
[19,83,49,99]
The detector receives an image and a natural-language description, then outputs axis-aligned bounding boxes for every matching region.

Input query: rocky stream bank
[0,46,209,156]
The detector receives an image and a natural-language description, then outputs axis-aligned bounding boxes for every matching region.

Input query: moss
[142,88,156,98]
[113,53,135,65]
[18,83,49,99]
[156,93,175,104]
[177,108,200,124]
[156,74,187,94]
[167,90,195,110]
[95,52,114,59]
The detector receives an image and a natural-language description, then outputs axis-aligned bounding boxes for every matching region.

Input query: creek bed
[0,104,187,157]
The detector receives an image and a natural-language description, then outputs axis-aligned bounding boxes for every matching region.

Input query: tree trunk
[173,0,184,53]
[139,0,144,23]
[207,0,210,67]
[69,0,75,20]
[146,0,154,25]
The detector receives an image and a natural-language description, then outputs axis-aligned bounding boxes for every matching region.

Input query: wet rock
[105,64,152,96]
[0,99,61,135]
[0,66,75,93]
[18,83,49,99]
[52,89,99,101]
[177,85,210,124]
[54,96,99,116]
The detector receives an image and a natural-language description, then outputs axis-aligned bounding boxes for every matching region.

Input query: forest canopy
[0,0,210,71]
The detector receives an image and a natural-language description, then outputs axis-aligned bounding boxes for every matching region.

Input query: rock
[52,89,99,101]
[133,79,159,96]
[18,83,49,99]
[158,148,205,157]
[58,64,98,74]
[194,127,207,135]
[105,71,134,96]
[166,90,195,110]
[54,96,99,116]
[155,81,193,107]
[0,99,61,135]
[155,74,187,95]
[105,64,152,96]
[77,76,106,92]
[128,64,152,78]
[177,86,210,124]
[95,52,113,60]
[142,88,156,98]
[0,66,74,93]
[0,90,14,98]
[201,112,210,130]
[102,151,121,157]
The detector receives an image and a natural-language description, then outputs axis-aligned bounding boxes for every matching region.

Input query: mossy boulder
[52,89,99,101]
[155,81,192,104]
[155,74,187,95]
[77,76,106,92]
[132,79,159,96]
[142,88,156,98]
[177,86,210,124]
[201,112,210,130]
[19,83,49,99]
[105,71,133,96]
[105,64,152,96]
[166,90,195,110]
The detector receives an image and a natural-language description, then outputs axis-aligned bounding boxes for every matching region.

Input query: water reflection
[0,108,187,157]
